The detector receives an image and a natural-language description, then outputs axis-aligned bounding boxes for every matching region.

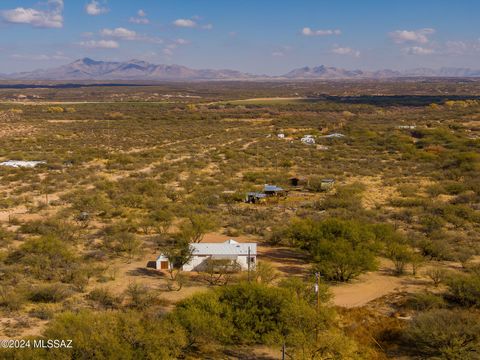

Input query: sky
[0,0,479,75]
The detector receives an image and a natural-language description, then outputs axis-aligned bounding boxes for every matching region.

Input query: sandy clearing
[331,259,426,308]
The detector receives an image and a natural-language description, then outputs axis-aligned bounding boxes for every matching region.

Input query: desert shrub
[404,292,446,311]
[28,284,73,303]
[29,304,57,320]
[426,267,448,287]
[251,261,279,285]
[0,226,14,245]
[0,286,26,311]
[402,309,480,359]
[173,290,234,348]
[317,183,365,211]
[124,283,159,310]
[386,243,414,275]
[397,184,419,197]
[418,238,451,260]
[278,277,331,305]
[421,215,445,233]
[19,219,79,243]
[446,273,480,307]
[37,310,187,359]
[6,236,78,281]
[87,288,122,309]
[287,218,378,281]
[102,225,142,257]
[45,106,64,113]
[175,282,335,345]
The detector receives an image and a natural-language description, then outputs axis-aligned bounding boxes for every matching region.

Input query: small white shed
[156,254,171,270]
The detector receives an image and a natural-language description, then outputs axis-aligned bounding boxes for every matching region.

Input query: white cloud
[331,46,360,57]
[302,27,341,36]
[79,40,119,49]
[85,1,109,16]
[129,17,149,24]
[129,9,149,24]
[162,48,174,56]
[403,46,435,55]
[173,19,197,28]
[1,0,64,28]
[162,38,190,57]
[101,27,137,40]
[11,52,70,61]
[389,28,435,44]
[174,38,189,45]
[202,23,213,30]
[272,45,292,57]
[445,41,468,55]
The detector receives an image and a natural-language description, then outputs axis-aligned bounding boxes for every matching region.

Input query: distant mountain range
[282,65,480,79]
[2,58,480,81]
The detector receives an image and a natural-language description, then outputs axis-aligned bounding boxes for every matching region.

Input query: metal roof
[247,192,267,198]
[264,184,283,192]
[321,133,345,138]
[0,160,46,168]
[191,239,257,256]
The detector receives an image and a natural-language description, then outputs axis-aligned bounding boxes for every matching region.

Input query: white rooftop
[0,160,46,168]
[191,239,257,256]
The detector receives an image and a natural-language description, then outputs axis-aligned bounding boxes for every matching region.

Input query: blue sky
[0,0,479,74]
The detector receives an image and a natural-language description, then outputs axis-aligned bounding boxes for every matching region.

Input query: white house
[0,160,46,168]
[301,135,315,145]
[320,133,345,139]
[156,239,257,272]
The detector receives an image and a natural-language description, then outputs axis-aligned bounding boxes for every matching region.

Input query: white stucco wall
[156,255,170,270]
[182,255,256,271]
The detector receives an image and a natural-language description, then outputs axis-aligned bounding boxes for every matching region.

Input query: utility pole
[247,246,251,282]
[44,179,49,207]
[282,343,286,360]
[314,272,321,342]
[315,272,320,310]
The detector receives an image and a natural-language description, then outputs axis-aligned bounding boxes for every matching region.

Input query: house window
[249,257,256,263]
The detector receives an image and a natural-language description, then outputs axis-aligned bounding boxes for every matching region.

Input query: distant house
[289,177,306,187]
[245,185,285,203]
[156,239,257,272]
[320,133,345,139]
[245,191,267,203]
[263,184,284,196]
[0,160,46,168]
[277,133,285,139]
[320,178,335,191]
[301,135,315,145]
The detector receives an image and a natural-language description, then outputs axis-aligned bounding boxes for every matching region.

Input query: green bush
[28,284,73,303]
[404,292,446,311]
[446,273,480,307]
[403,309,480,359]
[287,218,378,281]
[40,310,186,359]
[6,236,78,281]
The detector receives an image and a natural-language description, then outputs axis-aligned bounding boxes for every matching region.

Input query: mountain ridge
[2,58,480,80]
